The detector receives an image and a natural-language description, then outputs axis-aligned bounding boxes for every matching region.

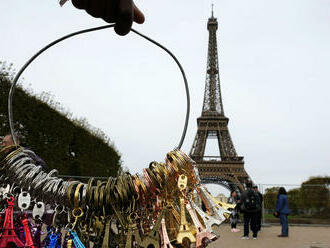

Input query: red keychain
[22,215,36,248]
[0,196,25,248]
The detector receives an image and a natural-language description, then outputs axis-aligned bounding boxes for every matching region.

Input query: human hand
[71,0,145,36]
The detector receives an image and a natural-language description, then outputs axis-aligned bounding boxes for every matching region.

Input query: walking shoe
[241,236,249,240]
[233,228,240,232]
[253,237,257,240]
[277,235,288,237]
[231,228,235,232]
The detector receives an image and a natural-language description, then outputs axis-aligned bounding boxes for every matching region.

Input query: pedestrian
[227,190,240,232]
[253,185,263,232]
[1,134,47,170]
[275,187,290,237]
[1,134,20,154]
[240,181,261,240]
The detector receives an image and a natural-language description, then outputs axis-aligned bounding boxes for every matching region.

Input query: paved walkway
[208,225,330,248]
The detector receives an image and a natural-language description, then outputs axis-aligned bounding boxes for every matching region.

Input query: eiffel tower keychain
[0,197,25,248]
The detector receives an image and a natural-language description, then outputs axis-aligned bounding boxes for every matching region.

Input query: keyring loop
[8,25,190,149]
[72,207,83,218]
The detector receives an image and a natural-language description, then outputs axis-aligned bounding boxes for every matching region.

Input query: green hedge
[0,66,121,177]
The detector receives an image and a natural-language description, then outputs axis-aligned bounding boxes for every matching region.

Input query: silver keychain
[0,184,10,196]
[18,191,31,210]
[32,201,45,219]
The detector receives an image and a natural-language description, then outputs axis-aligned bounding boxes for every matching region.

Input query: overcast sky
[1,0,330,195]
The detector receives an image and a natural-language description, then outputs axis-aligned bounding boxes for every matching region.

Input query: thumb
[133,4,145,24]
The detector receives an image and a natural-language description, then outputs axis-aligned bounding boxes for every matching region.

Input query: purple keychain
[16,223,26,244]
[32,222,44,248]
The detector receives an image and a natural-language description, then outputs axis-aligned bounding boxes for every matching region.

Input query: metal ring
[8,25,190,150]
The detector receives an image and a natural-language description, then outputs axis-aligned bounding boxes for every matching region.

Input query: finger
[72,0,88,9]
[114,0,133,36]
[133,4,145,24]
[102,0,117,23]
[85,0,106,18]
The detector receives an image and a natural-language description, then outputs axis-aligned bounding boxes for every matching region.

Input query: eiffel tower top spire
[202,7,225,116]
[211,3,214,18]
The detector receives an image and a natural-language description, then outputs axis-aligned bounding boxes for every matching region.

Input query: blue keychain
[70,229,86,248]
[44,227,61,248]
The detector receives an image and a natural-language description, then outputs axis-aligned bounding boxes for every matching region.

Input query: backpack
[242,190,260,211]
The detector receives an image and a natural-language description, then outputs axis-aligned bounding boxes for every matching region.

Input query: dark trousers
[243,212,258,237]
[279,214,289,236]
[256,210,262,231]
[231,222,237,229]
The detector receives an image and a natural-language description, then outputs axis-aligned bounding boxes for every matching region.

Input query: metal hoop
[8,25,190,149]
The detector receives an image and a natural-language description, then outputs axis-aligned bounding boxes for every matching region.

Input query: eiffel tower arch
[190,10,251,193]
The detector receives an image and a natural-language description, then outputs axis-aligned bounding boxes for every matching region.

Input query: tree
[300,176,330,217]
[263,187,280,211]
[287,188,302,215]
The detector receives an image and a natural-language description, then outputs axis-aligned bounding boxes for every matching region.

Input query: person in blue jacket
[275,187,290,237]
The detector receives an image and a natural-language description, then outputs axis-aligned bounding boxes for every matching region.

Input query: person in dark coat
[240,181,261,240]
[253,185,263,231]
[1,134,47,170]
[275,187,290,237]
[227,190,240,232]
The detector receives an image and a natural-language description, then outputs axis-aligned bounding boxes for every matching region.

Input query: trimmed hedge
[0,68,121,177]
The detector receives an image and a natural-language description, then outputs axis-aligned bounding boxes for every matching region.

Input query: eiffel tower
[190,9,251,192]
